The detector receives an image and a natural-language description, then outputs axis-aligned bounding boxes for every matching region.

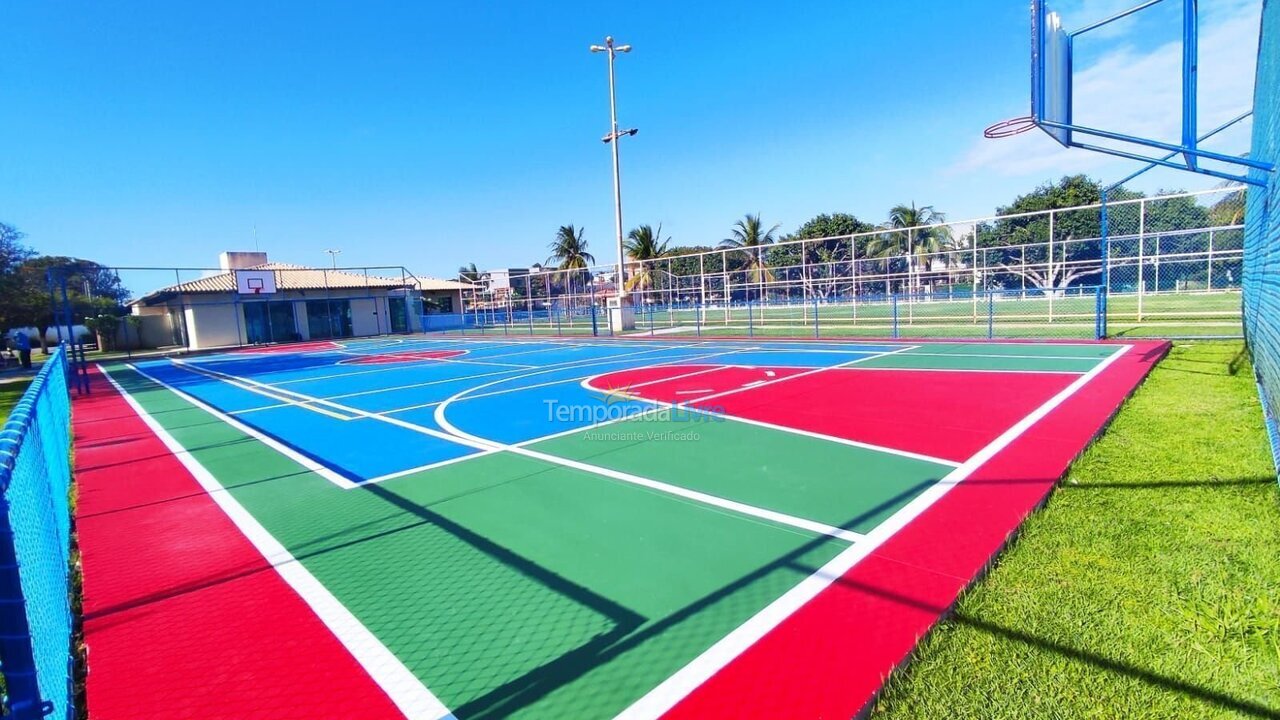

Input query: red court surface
[74,337,1169,719]
[74,367,403,719]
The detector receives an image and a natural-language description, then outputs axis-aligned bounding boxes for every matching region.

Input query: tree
[10,257,129,352]
[978,175,1109,293]
[0,223,35,331]
[547,225,594,303]
[624,224,671,293]
[547,225,595,270]
[719,214,779,301]
[775,213,877,300]
[861,203,951,294]
[457,262,482,284]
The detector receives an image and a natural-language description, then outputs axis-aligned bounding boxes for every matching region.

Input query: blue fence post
[891,294,899,339]
[747,299,754,338]
[1095,285,1105,339]
[987,289,995,339]
[695,301,702,337]
[813,295,820,339]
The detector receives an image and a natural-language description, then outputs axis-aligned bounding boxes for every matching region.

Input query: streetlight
[589,36,637,308]
[324,249,341,269]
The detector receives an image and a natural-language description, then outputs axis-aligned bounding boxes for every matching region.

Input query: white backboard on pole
[235,269,278,296]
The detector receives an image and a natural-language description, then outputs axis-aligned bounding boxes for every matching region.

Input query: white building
[129,252,467,350]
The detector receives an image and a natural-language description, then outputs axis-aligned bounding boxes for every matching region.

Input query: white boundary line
[363,449,503,485]
[168,345,864,538]
[124,363,358,489]
[509,345,920,451]
[615,343,1134,719]
[577,370,961,469]
[169,360,361,421]
[99,365,455,720]
[845,366,1086,375]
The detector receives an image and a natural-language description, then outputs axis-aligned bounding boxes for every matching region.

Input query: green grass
[872,341,1280,719]
[0,379,33,422]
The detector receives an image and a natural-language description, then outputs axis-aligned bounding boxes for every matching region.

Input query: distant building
[129,252,471,350]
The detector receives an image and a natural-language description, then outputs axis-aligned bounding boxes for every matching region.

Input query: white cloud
[947,1,1261,180]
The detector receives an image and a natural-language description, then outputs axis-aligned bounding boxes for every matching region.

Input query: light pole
[325,249,341,269]
[590,36,637,305]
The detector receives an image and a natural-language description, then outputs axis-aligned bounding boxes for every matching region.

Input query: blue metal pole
[1100,188,1110,338]
[891,294,899,339]
[1182,0,1199,170]
[987,289,995,339]
[748,299,754,338]
[813,295,820,339]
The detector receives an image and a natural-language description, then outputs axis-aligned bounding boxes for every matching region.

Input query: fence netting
[0,346,73,719]
[1244,0,1280,477]
[445,187,1244,341]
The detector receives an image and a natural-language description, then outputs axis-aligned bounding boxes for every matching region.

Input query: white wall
[186,301,244,350]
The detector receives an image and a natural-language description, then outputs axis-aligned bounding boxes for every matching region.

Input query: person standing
[14,331,32,370]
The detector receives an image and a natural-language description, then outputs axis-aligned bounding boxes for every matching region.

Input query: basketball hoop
[983,115,1038,139]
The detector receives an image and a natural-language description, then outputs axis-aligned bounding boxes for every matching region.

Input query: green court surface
[80,336,1153,719]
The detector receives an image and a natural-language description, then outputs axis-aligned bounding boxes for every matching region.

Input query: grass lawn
[872,341,1280,719]
[0,379,33,422]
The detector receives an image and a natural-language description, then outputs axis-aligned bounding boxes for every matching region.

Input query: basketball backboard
[235,269,278,295]
[1031,0,1071,146]
[1013,0,1271,186]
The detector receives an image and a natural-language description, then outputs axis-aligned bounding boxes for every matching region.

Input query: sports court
[75,334,1166,718]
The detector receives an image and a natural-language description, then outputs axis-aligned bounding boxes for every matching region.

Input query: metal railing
[466,187,1245,340]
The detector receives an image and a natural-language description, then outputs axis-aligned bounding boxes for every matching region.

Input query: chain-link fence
[1244,0,1280,478]
[0,346,74,719]
[447,187,1243,340]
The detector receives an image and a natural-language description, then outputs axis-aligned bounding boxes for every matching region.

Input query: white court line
[99,365,454,719]
[230,343,712,416]
[175,343,862,540]
[187,346,865,539]
[123,363,359,488]
[170,359,361,421]
[616,343,1133,719]
[371,345,749,415]
[846,366,1086,375]
[894,351,1111,361]
[362,449,502,485]
[562,347,962,470]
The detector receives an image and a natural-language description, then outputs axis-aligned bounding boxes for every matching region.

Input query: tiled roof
[415,277,478,291]
[134,263,414,304]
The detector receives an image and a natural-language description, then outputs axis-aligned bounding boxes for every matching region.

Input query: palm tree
[546,224,595,269]
[457,262,481,284]
[719,213,780,301]
[547,225,595,304]
[624,223,671,293]
[866,203,952,293]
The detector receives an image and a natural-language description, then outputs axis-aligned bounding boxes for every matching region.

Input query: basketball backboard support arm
[1030,0,1274,187]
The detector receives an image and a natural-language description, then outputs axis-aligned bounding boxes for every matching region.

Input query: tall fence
[1244,0,1280,477]
[460,187,1245,340]
[0,347,73,719]
[428,286,1106,340]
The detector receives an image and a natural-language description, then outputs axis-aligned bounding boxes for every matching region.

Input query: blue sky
[0,0,1262,283]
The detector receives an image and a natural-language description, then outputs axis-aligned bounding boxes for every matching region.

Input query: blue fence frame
[426,287,1106,341]
[0,347,74,719]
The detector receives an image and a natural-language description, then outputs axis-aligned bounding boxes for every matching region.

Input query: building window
[306,299,353,339]
[243,301,298,344]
